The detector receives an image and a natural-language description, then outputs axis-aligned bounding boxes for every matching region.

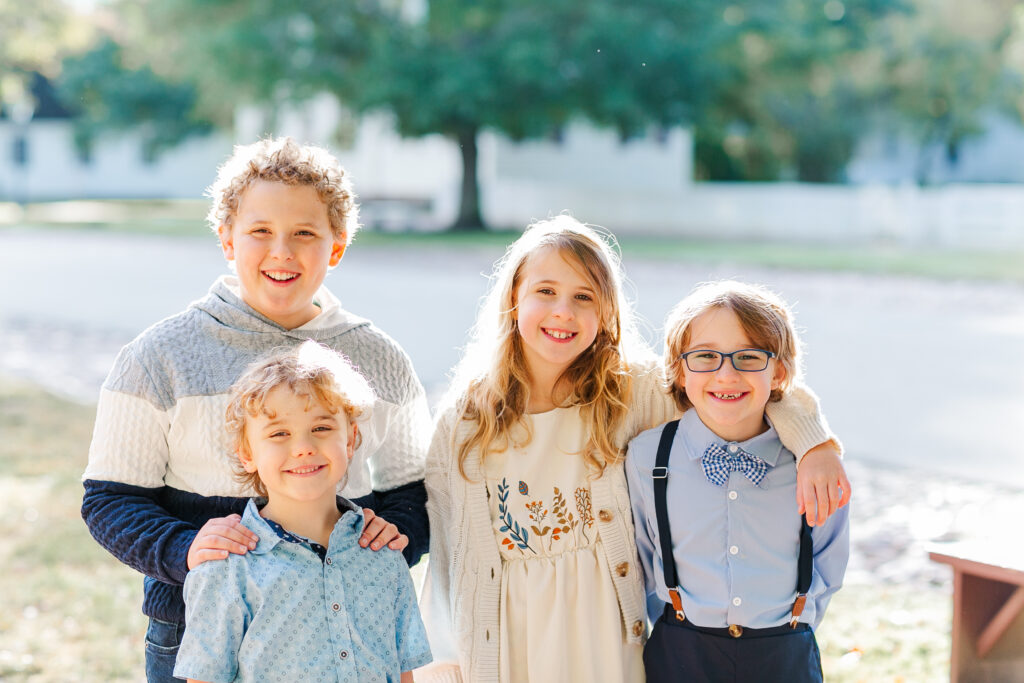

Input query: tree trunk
[450,126,485,231]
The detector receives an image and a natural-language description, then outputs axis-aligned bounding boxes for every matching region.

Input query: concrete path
[3,227,1023,488]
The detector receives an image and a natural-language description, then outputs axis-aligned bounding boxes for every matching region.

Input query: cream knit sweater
[419,361,831,683]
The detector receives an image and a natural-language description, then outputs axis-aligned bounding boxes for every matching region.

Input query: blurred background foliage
[3,0,1024,220]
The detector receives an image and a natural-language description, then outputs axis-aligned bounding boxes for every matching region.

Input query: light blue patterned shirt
[174,499,431,682]
[625,410,850,631]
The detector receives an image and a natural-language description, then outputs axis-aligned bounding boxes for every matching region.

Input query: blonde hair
[663,280,800,411]
[225,341,376,497]
[448,215,649,478]
[206,136,360,244]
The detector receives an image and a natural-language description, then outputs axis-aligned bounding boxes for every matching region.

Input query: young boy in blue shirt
[81,137,432,681]
[626,281,850,682]
[173,341,431,682]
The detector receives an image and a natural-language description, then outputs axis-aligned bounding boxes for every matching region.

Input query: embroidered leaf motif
[497,478,536,554]
[575,486,594,544]
[518,480,529,495]
[530,525,551,537]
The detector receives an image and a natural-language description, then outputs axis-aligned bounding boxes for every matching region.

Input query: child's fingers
[387,535,410,551]
[837,471,853,508]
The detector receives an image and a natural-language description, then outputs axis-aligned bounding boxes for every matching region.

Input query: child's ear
[329,239,347,267]
[238,448,258,473]
[218,224,235,261]
[347,423,358,459]
[770,360,787,391]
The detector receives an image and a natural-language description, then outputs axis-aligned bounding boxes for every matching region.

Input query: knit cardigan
[81,276,432,623]
[419,361,832,682]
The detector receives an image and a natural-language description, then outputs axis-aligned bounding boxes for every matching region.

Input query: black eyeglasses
[678,348,776,373]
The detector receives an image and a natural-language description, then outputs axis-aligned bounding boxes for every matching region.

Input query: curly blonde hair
[448,215,649,479]
[663,280,800,411]
[225,341,376,497]
[206,136,360,244]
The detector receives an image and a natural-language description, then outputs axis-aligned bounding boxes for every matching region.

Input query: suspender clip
[669,588,686,622]
[652,466,669,479]
[790,593,807,628]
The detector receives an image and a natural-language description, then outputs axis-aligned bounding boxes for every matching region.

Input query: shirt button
[732,597,742,606]
[339,650,348,659]
[332,603,341,611]
[616,562,629,577]
[325,557,333,565]
[727,444,738,453]
[729,546,739,555]
[632,620,644,637]
[728,491,738,500]
[598,509,613,522]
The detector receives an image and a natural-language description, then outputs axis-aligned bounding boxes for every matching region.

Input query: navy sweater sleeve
[351,479,429,566]
[82,479,248,586]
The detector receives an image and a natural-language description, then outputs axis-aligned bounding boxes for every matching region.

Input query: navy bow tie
[701,443,768,487]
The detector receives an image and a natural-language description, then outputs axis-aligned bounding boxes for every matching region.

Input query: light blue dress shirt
[174,498,432,682]
[625,410,850,631]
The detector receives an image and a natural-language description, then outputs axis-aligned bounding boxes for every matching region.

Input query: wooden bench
[929,542,1024,682]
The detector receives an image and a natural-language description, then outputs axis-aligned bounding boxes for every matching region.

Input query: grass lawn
[1,378,950,681]
[4,199,1023,284]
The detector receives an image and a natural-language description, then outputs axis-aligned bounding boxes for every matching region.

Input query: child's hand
[359,509,408,552]
[187,514,259,570]
[796,442,852,527]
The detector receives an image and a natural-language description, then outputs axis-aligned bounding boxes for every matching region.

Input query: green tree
[55,37,213,160]
[882,0,1024,184]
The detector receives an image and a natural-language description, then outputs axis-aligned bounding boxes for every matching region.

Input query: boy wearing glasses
[625,280,849,683]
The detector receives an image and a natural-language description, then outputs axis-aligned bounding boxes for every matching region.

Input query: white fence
[2,116,1023,248]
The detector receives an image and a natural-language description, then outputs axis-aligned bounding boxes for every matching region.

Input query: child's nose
[715,359,741,379]
[552,296,575,319]
[269,236,294,259]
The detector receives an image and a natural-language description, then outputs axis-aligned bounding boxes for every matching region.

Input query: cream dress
[482,407,644,683]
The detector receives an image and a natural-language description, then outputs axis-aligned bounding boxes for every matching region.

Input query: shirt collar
[243,497,363,556]
[678,409,786,467]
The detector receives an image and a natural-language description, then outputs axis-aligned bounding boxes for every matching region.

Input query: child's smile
[218,180,345,330]
[514,247,600,397]
[678,307,785,442]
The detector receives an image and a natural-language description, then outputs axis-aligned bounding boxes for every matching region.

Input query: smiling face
[219,180,346,330]
[239,385,356,520]
[677,306,786,442]
[514,247,602,396]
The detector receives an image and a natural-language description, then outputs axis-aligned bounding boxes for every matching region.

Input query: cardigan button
[632,621,643,637]
[598,509,613,522]
[616,562,629,577]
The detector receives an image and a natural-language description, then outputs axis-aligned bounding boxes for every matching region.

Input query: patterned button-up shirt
[174,498,432,682]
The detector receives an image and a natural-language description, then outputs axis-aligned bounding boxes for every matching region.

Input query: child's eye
[251,227,271,235]
[313,425,332,432]
[269,430,288,438]
[538,287,555,295]
[575,293,593,302]
[693,351,719,360]
[295,229,316,237]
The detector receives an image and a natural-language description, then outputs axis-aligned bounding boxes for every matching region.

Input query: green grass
[1,376,951,681]
[3,199,1022,283]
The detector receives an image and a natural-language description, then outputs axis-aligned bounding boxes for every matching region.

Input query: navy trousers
[644,608,823,683]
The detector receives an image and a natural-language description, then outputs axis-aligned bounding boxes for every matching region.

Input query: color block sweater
[82,276,432,623]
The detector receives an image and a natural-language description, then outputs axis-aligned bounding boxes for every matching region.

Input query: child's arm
[173,561,247,682]
[806,500,851,630]
[764,382,851,526]
[401,673,413,683]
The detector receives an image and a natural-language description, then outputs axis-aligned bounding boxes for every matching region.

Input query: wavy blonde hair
[206,136,360,244]
[225,341,376,497]
[447,215,647,479]
[663,280,801,411]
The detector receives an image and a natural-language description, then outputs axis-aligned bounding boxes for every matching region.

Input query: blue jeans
[145,617,184,683]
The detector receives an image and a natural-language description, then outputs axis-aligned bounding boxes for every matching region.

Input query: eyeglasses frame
[678,348,777,373]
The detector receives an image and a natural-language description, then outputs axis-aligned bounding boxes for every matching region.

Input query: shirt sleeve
[807,502,851,630]
[393,557,433,672]
[81,345,197,585]
[764,381,840,464]
[625,439,664,625]
[174,560,248,683]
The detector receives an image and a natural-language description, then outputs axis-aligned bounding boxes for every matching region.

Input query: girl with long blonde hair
[420,216,847,683]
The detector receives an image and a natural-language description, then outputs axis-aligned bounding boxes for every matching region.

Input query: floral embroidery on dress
[575,487,594,544]
[498,477,594,554]
[498,478,535,553]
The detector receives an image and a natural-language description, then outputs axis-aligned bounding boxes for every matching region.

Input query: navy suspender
[651,419,813,627]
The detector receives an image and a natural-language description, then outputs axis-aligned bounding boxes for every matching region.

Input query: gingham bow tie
[701,444,768,487]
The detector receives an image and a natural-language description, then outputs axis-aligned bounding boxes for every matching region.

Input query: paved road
[3,227,1023,488]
